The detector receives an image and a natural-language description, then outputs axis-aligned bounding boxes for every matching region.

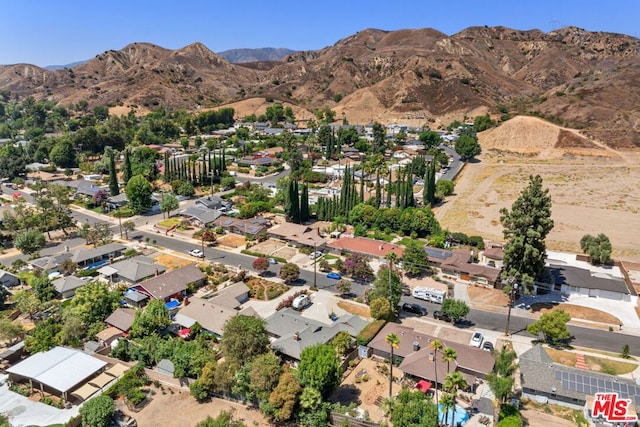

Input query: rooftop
[549,263,633,295]
[135,264,203,300]
[328,236,403,259]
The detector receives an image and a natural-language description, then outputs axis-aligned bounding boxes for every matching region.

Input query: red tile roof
[328,236,403,258]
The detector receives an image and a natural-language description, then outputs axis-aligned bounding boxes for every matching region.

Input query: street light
[504,279,519,336]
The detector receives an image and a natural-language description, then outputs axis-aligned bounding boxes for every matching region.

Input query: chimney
[429,352,434,362]
[184,297,189,306]
[293,332,300,341]
[109,257,114,264]
[470,250,474,263]
[155,268,159,277]
[413,341,420,351]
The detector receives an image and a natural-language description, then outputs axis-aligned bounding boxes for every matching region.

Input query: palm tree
[444,371,468,426]
[430,339,444,409]
[386,333,400,398]
[440,392,455,427]
[442,347,458,374]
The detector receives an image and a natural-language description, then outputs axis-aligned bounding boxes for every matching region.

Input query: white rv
[412,287,446,304]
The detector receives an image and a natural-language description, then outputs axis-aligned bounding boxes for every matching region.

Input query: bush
[80,395,115,427]
[356,320,386,346]
[190,380,208,402]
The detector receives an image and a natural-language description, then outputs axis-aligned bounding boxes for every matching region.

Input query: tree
[580,233,612,265]
[14,230,46,255]
[108,149,119,196]
[454,134,480,159]
[268,369,302,422]
[390,389,438,427]
[297,344,342,398]
[125,174,153,214]
[621,344,631,359]
[486,374,515,404]
[385,333,400,397]
[79,222,113,247]
[442,347,458,374]
[24,318,61,353]
[500,175,554,291]
[12,290,41,319]
[441,299,470,323]
[279,263,300,284]
[0,318,24,344]
[159,194,179,219]
[176,181,195,197]
[370,297,393,321]
[221,176,236,190]
[64,281,120,325]
[249,352,282,399]
[440,392,455,427]
[93,189,109,207]
[50,138,77,167]
[402,240,430,277]
[370,266,403,313]
[343,253,375,283]
[122,220,136,240]
[527,309,572,344]
[252,257,270,274]
[79,395,115,427]
[418,130,442,149]
[331,331,352,356]
[335,279,351,296]
[221,315,269,366]
[130,299,171,338]
[436,179,455,197]
[430,339,443,408]
[195,411,247,427]
[122,149,133,184]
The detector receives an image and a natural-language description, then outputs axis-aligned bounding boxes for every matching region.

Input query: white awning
[97,266,118,276]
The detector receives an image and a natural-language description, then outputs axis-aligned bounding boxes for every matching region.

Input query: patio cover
[105,363,129,378]
[70,382,99,401]
[6,347,107,393]
[89,372,115,389]
[415,379,432,393]
[97,265,119,276]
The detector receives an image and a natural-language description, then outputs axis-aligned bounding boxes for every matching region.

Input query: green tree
[385,333,400,397]
[297,344,342,398]
[440,392,455,427]
[268,369,302,422]
[24,318,61,353]
[430,339,443,408]
[159,193,179,218]
[64,281,120,325]
[621,344,631,359]
[195,411,247,427]
[50,138,77,168]
[436,179,455,197]
[249,352,282,399]
[176,181,195,197]
[61,314,87,346]
[419,130,442,149]
[474,113,495,132]
[79,395,115,427]
[130,299,171,338]
[402,240,430,277]
[441,299,470,323]
[220,315,269,366]
[14,230,46,254]
[454,134,480,159]
[486,374,515,404]
[108,148,119,196]
[580,233,612,265]
[122,220,136,240]
[442,347,458,374]
[335,279,351,296]
[370,297,393,321]
[331,330,352,356]
[390,389,438,427]
[527,309,572,344]
[12,290,41,319]
[500,175,554,291]
[370,266,403,313]
[279,262,300,284]
[122,149,133,184]
[125,174,153,214]
[0,318,24,344]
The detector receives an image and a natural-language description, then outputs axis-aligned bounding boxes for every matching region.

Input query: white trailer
[412,287,446,304]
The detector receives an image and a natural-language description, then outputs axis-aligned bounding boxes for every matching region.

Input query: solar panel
[569,373,576,382]
[598,379,604,388]
[562,372,569,381]
[576,375,584,383]
[555,371,562,380]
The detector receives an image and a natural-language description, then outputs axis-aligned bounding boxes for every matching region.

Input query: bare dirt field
[249,239,286,257]
[118,384,268,427]
[217,234,245,248]
[153,253,197,270]
[530,302,622,325]
[435,116,640,262]
[337,300,372,318]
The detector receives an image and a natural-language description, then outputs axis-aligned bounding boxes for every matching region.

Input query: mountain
[217,48,296,63]
[44,60,87,70]
[0,26,638,148]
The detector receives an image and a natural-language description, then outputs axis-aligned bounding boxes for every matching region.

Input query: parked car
[433,310,452,322]
[327,272,341,280]
[309,251,323,260]
[188,249,204,258]
[402,303,427,316]
[470,332,484,348]
[482,341,494,352]
[268,258,278,264]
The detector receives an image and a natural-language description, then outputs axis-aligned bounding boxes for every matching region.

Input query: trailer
[412,287,446,304]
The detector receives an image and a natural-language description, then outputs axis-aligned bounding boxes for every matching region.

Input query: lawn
[545,347,638,375]
[157,218,181,228]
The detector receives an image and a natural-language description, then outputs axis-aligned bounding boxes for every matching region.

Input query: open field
[529,302,622,325]
[435,116,640,262]
[152,253,196,270]
[216,234,245,248]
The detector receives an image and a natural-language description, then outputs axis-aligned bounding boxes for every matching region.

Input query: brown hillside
[1,26,639,148]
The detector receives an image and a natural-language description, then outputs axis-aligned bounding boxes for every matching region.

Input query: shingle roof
[328,236,404,259]
[31,253,72,270]
[549,263,633,294]
[208,282,250,309]
[174,297,238,336]
[107,256,166,283]
[105,308,136,332]
[180,206,223,225]
[136,264,203,300]
[52,275,87,294]
[71,243,126,264]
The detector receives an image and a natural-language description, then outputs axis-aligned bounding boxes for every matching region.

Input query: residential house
[106,193,129,210]
[179,206,223,228]
[52,275,88,299]
[328,236,403,260]
[122,288,149,308]
[174,294,256,338]
[424,246,502,286]
[0,269,19,288]
[367,323,494,389]
[71,243,126,268]
[520,344,640,417]
[105,308,136,334]
[30,253,73,275]
[207,282,251,309]
[213,216,270,238]
[479,245,504,269]
[195,195,227,210]
[264,308,367,362]
[268,222,326,248]
[97,256,166,285]
[550,263,636,302]
[132,264,204,302]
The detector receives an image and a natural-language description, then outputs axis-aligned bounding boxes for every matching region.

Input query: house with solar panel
[519,344,639,421]
[213,216,270,238]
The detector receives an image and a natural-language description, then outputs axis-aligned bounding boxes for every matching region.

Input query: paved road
[439,144,463,181]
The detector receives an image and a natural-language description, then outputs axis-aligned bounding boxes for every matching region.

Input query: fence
[329,412,380,427]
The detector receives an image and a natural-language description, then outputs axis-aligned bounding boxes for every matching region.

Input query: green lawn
[157,218,181,228]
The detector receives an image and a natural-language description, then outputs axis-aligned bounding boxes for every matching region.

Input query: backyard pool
[438,404,470,426]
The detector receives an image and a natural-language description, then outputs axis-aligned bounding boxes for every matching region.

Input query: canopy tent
[415,379,432,393]
[89,372,115,389]
[178,328,191,338]
[70,382,99,401]
[105,363,129,378]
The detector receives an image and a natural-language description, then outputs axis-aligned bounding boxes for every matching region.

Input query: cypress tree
[108,149,119,196]
[122,149,133,184]
[301,183,309,222]
[359,172,365,203]
[221,147,226,171]
[386,168,392,208]
[374,174,381,208]
[292,180,301,223]
[163,152,170,183]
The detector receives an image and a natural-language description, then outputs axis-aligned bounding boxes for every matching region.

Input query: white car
[470,332,484,348]
[309,251,323,260]
[189,249,204,258]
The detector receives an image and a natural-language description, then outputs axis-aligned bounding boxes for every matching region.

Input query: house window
[569,286,579,292]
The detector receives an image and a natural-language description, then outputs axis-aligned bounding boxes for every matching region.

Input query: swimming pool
[438,404,470,426]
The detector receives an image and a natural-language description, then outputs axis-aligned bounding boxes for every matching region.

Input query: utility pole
[504,279,519,336]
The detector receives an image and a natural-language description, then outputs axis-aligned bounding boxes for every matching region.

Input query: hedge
[240,249,287,264]
[356,319,387,346]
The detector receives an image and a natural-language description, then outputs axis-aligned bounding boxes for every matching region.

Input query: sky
[2,0,639,67]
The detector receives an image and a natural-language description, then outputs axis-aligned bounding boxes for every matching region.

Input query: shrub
[190,380,208,402]
[356,320,386,346]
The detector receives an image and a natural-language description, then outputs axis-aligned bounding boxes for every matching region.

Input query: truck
[412,287,446,304]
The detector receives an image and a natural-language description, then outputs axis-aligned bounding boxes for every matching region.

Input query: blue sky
[2,0,638,66]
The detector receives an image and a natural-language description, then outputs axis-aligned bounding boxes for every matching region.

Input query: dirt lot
[530,302,621,325]
[545,347,638,374]
[217,234,246,248]
[153,253,197,270]
[337,300,372,318]
[272,246,298,261]
[249,239,286,256]
[467,285,509,306]
[435,116,640,262]
[119,384,268,427]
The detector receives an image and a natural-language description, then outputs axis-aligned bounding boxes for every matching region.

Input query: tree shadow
[330,384,362,406]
